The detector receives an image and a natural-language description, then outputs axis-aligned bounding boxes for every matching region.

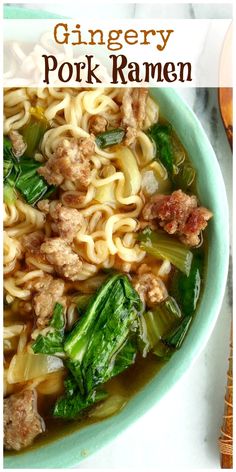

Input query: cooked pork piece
[124,126,137,146]
[21,231,45,254]
[30,274,66,328]
[38,137,95,187]
[180,206,213,246]
[4,389,45,451]
[133,267,168,307]
[89,115,107,135]
[142,189,212,247]
[40,238,83,281]
[38,200,83,242]
[121,88,148,145]
[9,130,27,158]
[121,88,148,129]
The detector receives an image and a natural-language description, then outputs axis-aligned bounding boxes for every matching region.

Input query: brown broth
[5,353,164,455]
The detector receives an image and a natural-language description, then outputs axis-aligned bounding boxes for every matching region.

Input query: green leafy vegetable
[4,138,14,180]
[110,339,137,378]
[146,123,196,189]
[3,151,55,206]
[66,359,85,396]
[139,296,182,358]
[147,123,174,175]
[3,139,19,185]
[4,138,19,203]
[4,136,55,206]
[152,341,171,359]
[64,274,142,395]
[138,228,193,276]
[163,316,192,349]
[72,294,92,315]
[3,110,54,206]
[3,184,17,205]
[95,128,125,148]
[64,373,78,397]
[22,107,49,157]
[170,253,203,316]
[15,157,56,205]
[53,377,108,420]
[4,137,13,159]
[50,303,65,330]
[32,303,65,355]
[32,331,64,356]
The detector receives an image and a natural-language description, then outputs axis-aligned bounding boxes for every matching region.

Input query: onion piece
[7,352,64,384]
[141,160,171,196]
[37,371,65,395]
[158,260,172,277]
[115,147,141,196]
[89,394,127,419]
[4,370,15,397]
[95,165,116,204]
[3,325,24,338]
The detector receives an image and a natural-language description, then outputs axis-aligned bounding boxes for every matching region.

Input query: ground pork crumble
[142,189,213,246]
[38,137,95,187]
[40,238,83,281]
[9,130,27,158]
[89,114,107,135]
[27,274,66,328]
[4,389,45,451]
[121,88,148,145]
[38,200,84,242]
[133,264,168,307]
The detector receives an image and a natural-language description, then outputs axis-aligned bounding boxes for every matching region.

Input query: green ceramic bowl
[4,6,229,469]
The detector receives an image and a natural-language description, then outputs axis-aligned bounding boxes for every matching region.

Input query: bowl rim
[3,5,65,19]
[3,8,229,469]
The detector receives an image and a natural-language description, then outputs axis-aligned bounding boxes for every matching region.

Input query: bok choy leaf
[139,296,182,358]
[3,138,19,204]
[53,373,108,420]
[22,106,49,157]
[170,252,203,317]
[146,123,196,189]
[64,274,142,395]
[3,184,17,205]
[72,294,92,315]
[138,227,193,276]
[147,123,174,175]
[32,303,65,355]
[3,147,56,205]
[3,109,53,205]
[15,157,56,205]
[163,316,192,349]
[110,338,137,378]
[4,137,14,180]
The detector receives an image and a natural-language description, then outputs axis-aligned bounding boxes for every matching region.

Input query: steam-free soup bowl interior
[4,84,229,468]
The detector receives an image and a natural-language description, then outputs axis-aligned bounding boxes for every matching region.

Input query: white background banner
[4,19,232,87]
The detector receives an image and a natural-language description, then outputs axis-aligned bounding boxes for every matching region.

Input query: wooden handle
[219,329,233,468]
[219,24,233,149]
[219,88,233,149]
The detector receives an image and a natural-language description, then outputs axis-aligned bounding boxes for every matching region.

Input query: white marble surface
[6,3,233,469]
